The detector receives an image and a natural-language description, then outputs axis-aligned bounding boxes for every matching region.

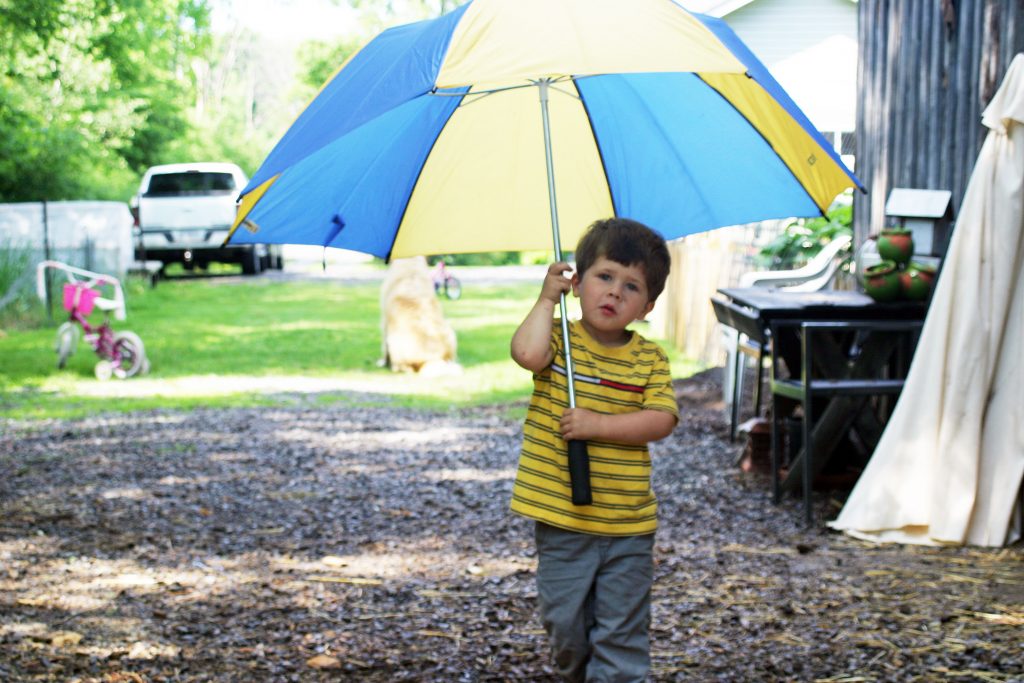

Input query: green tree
[0,0,211,202]
[164,27,297,176]
[297,38,362,92]
[348,0,454,31]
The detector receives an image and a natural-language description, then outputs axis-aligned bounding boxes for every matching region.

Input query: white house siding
[715,0,858,138]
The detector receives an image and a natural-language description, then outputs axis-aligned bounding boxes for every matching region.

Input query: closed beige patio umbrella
[829,53,1024,546]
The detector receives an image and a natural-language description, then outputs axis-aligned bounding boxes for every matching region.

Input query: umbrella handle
[558,291,592,505]
[567,440,593,505]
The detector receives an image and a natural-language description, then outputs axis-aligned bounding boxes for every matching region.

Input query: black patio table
[714,287,927,524]
[717,287,925,322]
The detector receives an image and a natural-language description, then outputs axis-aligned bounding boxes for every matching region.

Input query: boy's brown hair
[574,218,671,301]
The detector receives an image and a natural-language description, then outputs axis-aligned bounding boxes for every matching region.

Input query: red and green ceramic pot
[877,228,914,266]
[899,268,929,301]
[910,261,937,287]
[900,262,937,301]
[861,260,902,302]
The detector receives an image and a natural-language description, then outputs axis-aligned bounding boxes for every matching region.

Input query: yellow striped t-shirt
[510,320,679,536]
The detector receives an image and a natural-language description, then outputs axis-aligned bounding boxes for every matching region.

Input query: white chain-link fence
[0,201,134,315]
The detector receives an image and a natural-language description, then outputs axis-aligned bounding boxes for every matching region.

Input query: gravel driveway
[1,371,1021,681]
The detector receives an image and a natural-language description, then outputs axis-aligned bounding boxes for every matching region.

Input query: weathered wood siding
[854,0,1024,240]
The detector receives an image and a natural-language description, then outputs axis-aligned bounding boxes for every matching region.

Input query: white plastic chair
[722,234,853,439]
[737,234,852,290]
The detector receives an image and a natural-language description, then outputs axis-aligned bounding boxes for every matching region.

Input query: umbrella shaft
[558,294,576,407]
[539,79,577,409]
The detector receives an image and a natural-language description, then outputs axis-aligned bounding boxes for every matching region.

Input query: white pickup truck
[131,162,281,275]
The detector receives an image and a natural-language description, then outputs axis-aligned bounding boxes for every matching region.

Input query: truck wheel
[242,247,262,275]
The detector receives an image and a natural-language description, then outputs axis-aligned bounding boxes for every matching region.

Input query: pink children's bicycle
[431,260,462,300]
[36,260,150,380]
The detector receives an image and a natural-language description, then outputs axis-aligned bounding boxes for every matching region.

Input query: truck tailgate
[139,195,235,230]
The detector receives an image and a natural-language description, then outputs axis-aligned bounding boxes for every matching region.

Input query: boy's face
[572,256,655,346]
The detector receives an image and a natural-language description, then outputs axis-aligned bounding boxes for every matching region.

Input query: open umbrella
[227,0,861,504]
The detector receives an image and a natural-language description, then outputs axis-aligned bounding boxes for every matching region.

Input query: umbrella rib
[430,76,580,108]
[548,83,582,101]
[431,82,536,98]
[456,89,516,107]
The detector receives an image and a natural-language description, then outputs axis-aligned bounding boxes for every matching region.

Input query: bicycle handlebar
[36,260,127,320]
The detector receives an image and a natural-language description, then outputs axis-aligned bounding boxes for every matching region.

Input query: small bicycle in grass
[431,260,462,300]
[36,261,150,380]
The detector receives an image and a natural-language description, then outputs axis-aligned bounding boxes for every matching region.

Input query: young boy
[510,218,679,682]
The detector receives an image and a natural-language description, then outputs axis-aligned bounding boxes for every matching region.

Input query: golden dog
[379,256,460,375]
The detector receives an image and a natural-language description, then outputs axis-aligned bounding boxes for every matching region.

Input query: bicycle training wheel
[111,331,146,379]
[55,322,80,369]
[94,360,114,381]
[444,276,462,300]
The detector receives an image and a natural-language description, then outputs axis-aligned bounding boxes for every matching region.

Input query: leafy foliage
[428,252,524,267]
[163,27,299,177]
[756,203,853,269]
[0,0,212,202]
[0,0,473,205]
[349,0,457,28]
[297,38,363,92]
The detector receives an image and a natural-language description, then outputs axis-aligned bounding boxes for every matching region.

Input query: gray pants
[534,522,654,683]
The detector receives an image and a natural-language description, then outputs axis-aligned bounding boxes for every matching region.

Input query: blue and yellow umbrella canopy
[228,0,861,259]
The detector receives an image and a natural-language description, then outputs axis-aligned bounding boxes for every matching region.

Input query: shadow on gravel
[0,368,1021,681]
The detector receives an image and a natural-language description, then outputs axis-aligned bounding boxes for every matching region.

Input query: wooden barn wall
[854,0,1024,240]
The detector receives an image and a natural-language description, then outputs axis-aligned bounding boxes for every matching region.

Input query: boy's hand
[510,261,573,373]
[560,407,602,442]
[560,407,678,445]
[540,262,573,304]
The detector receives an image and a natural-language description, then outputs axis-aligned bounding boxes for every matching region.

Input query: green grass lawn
[0,272,702,420]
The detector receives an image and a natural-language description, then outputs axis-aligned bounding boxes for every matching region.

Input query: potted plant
[757,204,853,270]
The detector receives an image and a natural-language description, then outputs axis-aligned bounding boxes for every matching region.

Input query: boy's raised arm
[511,262,573,373]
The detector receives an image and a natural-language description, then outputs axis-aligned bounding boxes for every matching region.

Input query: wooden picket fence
[649,221,857,368]
[648,223,777,368]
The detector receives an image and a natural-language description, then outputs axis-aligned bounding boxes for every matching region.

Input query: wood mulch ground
[1,369,1021,682]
